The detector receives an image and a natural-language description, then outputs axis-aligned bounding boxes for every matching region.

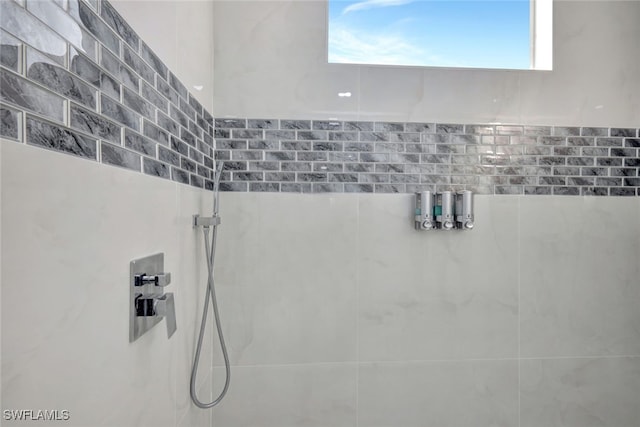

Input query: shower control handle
[135,273,171,287]
[155,293,177,338]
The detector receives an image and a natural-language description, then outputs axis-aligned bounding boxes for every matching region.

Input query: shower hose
[190,163,231,408]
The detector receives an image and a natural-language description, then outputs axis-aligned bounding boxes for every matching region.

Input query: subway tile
[245,118,276,129]
[142,119,168,146]
[157,111,179,136]
[156,76,179,106]
[190,174,203,188]
[71,0,120,55]
[1,1,68,64]
[360,131,388,142]
[609,187,636,196]
[247,140,278,150]
[610,128,636,137]
[196,164,210,179]
[100,94,140,131]
[552,126,580,136]
[158,145,180,167]
[27,58,97,109]
[312,120,342,130]
[121,87,155,121]
[122,45,154,85]
[249,182,280,192]
[247,161,278,171]
[0,30,22,72]
[405,122,434,133]
[524,186,551,195]
[101,141,140,171]
[101,46,138,91]
[280,182,311,192]
[100,1,139,50]
[219,182,248,192]
[179,97,196,120]
[609,168,636,177]
[142,157,170,179]
[26,115,97,159]
[124,128,155,156]
[1,68,66,123]
[171,167,189,184]
[188,147,203,164]
[30,0,98,60]
[140,41,167,79]
[374,122,404,132]
[311,183,343,193]
[169,103,189,128]
[281,119,311,130]
[168,72,188,99]
[180,127,196,147]
[0,105,21,140]
[581,126,608,136]
[69,48,99,85]
[436,123,463,134]
[265,172,295,181]
[596,137,623,147]
[69,103,121,143]
[582,187,608,196]
[523,126,551,136]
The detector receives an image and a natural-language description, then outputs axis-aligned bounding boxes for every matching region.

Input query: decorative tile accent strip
[214,119,640,196]
[0,0,215,190]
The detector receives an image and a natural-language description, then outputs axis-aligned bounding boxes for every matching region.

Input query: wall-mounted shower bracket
[130,253,176,342]
[193,214,221,228]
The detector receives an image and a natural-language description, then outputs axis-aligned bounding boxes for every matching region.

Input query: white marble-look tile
[214,193,359,366]
[211,363,357,427]
[358,66,425,122]
[212,1,359,121]
[358,360,518,427]
[1,142,215,426]
[358,194,519,361]
[420,68,522,125]
[110,0,214,112]
[519,196,640,358]
[212,0,639,127]
[518,1,640,128]
[174,183,217,419]
[177,373,212,427]
[520,357,640,427]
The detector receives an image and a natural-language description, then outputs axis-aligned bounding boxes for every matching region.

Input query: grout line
[517,194,522,427]
[213,354,640,370]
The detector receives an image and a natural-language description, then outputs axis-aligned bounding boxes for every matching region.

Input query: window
[328,0,552,70]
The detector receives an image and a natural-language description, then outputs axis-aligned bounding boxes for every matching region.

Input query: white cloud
[329,26,428,66]
[342,0,415,15]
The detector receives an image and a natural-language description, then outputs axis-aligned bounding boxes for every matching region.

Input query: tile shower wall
[1,0,216,426]
[212,192,640,427]
[0,0,216,190]
[215,118,640,196]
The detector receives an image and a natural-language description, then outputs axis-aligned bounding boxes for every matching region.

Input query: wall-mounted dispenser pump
[414,190,474,232]
[414,191,435,230]
[455,190,474,230]
[436,191,455,230]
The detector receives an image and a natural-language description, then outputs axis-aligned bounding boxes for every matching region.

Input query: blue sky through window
[328,0,531,69]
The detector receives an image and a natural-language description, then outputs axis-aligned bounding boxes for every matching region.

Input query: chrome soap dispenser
[455,190,474,230]
[415,191,435,230]
[414,190,474,232]
[435,191,455,230]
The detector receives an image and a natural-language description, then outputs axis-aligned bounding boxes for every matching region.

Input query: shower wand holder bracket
[193,214,221,228]
[129,253,176,342]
